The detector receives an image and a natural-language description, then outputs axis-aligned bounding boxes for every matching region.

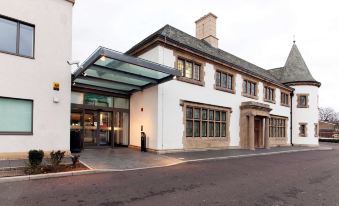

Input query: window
[215,70,234,92]
[269,117,287,138]
[297,94,309,108]
[185,103,229,138]
[264,86,275,102]
[314,123,318,137]
[177,58,201,81]
[299,123,307,137]
[84,93,113,107]
[0,16,34,58]
[243,80,257,97]
[0,97,33,134]
[281,92,289,106]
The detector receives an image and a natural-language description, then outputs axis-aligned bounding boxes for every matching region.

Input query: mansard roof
[126,25,291,89]
[268,43,320,86]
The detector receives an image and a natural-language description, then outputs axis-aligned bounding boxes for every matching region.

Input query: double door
[82,110,129,147]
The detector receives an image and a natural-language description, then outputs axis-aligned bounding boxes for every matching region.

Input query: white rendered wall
[0,0,73,154]
[132,45,291,150]
[291,85,319,145]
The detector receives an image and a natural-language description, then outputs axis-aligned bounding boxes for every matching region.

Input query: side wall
[0,0,73,157]
[292,85,319,145]
[131,45,291,151]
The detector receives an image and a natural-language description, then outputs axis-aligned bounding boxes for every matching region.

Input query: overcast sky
[72,0,339,111]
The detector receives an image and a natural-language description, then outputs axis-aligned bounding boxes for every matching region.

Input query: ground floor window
[0,97,33,134]
[269,117,287,138]
[299,123,307,137]
[184,101,230,138]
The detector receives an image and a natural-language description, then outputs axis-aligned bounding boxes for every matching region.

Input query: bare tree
[319,107,339,122]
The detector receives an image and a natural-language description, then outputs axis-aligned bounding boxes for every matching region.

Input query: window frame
[175,55,204,86]
[269,116,287,138]
[214,68,235,94]
[299,122,308,137]
[183,101,231,139]
[280,92,290,107]
[263,86,275,103]
[0,14,35,59]
[0,96,34,135]
[297,94,309,108]
[242,79,258,99]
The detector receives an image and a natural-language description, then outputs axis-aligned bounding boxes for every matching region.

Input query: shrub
[50,150,65,170]
[71,155,80,167]
[27,150,44,174]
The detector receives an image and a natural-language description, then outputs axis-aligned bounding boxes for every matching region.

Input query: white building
[0,0,74,158]
[0,7,320,158]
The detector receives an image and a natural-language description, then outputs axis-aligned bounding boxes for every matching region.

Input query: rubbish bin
[141,132,147,152]
[70,130,81,153]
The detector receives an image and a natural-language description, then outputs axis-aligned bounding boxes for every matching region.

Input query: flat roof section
[72,47,181,95]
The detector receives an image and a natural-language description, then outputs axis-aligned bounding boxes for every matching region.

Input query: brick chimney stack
[195,13,218,48]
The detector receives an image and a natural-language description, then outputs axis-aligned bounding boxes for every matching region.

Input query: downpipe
[290,91,294,146]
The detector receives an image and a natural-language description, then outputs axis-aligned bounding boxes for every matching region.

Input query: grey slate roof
[126,25,286,87]
[268,44,319,84]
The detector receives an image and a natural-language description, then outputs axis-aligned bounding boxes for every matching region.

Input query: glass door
[114,111,129,146]
[83,111,98,146]
[99,112,112,146]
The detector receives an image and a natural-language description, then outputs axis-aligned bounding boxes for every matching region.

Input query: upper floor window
[177,58,201,81]
[215,70,234,93]
[0,15,34,58]
[297,94,309,108]
[299,123,307,137]
[264,86,275,102]
[242,80,257,97]
[281,92,290,106]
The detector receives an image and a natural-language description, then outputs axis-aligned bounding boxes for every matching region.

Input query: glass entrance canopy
[72,47,181,95]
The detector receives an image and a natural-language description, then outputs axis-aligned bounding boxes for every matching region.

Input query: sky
[72,0,339,111]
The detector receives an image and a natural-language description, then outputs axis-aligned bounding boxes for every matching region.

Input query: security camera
[67,60,80,65]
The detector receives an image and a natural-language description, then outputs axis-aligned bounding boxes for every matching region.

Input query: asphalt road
[1,144,339,206]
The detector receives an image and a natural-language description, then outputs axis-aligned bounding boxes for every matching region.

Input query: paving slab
[78,148,183,170]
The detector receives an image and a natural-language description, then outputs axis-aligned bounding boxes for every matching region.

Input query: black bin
[70,130,81,153]
[141,132,147,152]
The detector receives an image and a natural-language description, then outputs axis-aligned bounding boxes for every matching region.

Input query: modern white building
[0,0,74,158]
[0,6,321,158]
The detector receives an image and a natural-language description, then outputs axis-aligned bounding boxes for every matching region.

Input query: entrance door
[113,111,129,146]
[254,118,262,148]
[98,111,112,146]
[83,111,98,147]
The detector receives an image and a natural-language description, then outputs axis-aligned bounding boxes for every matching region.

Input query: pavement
[0,143,338,206]
[0,144,332,182]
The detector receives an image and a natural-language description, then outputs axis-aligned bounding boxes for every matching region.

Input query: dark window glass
[221,73,227,88]
[186,120,193,137]
[193,65,200,80]
[243,81,247,93]
[19,24,34,57]
[209,122,214,137]
[215,122,220,137]
[202,122,207,137]
[300,96,307,106]
[186,107,193,119]
[194,121,200,137]
[209,110,214,120]
[216,72,221,87]
[215,111,220,121]
[251,82,256,95]
[247,81,251,94]
[202,109,207,120]
[227,75,232,90]
[193,108,200,119]
[0,17,17,53]
[221,123,226,137]
[221,112,226,121]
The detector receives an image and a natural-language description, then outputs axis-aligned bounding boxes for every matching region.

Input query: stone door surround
[239,101,272,150]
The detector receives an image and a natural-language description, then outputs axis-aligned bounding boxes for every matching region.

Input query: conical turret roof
[269,43,319,86]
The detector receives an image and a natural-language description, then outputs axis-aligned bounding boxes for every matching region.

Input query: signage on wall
[53,82,60,91]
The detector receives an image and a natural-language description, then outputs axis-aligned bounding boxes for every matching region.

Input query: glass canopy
[72,47,181,95]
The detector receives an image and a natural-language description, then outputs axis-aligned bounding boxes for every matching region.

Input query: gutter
[290,91,294,146]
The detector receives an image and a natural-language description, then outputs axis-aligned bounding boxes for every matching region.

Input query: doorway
[254,117,263,148]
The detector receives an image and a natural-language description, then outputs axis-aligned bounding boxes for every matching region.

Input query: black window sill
[0,50,34,59]
[242,93,258,100]
[264,99,276,104]
[0,132,33,135]
[297,105,309,108]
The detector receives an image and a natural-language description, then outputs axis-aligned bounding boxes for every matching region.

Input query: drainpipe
[290,91,294,146]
